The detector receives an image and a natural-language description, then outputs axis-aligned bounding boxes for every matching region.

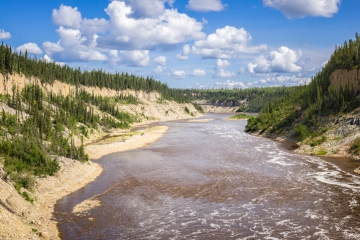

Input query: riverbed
[55,113,360,239]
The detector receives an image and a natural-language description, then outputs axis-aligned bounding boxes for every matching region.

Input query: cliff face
[330,68,360,92]
[0,73,202,123]
[194,99,245,113]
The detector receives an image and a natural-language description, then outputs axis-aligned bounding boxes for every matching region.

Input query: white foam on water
[180,220,197,227]
[276,219,290,226]
[313,228,330,239]
[349,198,358,207]
[210,223,221,229]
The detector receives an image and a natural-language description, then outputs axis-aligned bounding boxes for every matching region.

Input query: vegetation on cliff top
[245,34,360,142]
[228,114,255,120]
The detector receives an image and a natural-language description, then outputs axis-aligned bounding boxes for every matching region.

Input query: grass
[228,114,254,120]
[350,137,360,155]
[316,149,328,156]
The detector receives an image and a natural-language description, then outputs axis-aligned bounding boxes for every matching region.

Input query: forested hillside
[0,43,201,201]
[246,34,360,156]
[0,43,188,103]
[181,87,297,112]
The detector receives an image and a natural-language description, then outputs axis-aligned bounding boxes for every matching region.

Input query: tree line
[0,42,189,103]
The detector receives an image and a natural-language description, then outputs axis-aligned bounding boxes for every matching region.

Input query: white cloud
[248,46,302,73]
[105,50,120,66]
[259,74,311,86]
[153,65,166,75]
[154,56,167,66]
[44,26,107,62]
[0,29,11,39]
[215,80,248,89]
[213,59,236,78]
[213,69,236,78]
[43,41,64,53]
[16,43,43,55]
[81,18,110,36]
[99,1,205,50]
[192,26,267,59]
[187,0,227,12]
[43,54,53,63]
[123,0,175,18]
[52,5,82,28]
[263,0,341,18]
[47,2,207,65]
[191,69,206,77]
[247,55,271,73]
[171,69,186,78]
[216,59,231,68]
[270,47,302,72]
[176,44,191,60]
[119,50,150,67]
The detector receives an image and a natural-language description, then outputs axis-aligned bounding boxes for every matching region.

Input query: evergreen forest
[246,34,360,141]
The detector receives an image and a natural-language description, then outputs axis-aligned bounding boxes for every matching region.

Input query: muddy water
[55,114,360,239]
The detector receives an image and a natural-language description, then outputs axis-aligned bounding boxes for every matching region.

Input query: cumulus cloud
[43,41,64,53]
[191,69,206,77]
[213,59,236,78]
[52,4,82,28]
[176,44,191,60]
[47,1,205,64]
[99,1,205,50]
[215,80,248,89]
[119,50,150,66]
[171,69,186,78]
[187,0,227,12]
[0,29,11,39]
[248,46,302,73]
[153,65,166,75]
[213,69,236,78]
[124,0,175,18]
[259,74,311,86]
[192,26,267,59]
[44,26,107,62]
[216,59,231,68]
[263,0,341,18]
[154,56,167,66]
[16,43,43,55]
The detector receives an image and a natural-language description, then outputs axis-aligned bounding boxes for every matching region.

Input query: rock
[40,231,48,238]
[354,167,360,175]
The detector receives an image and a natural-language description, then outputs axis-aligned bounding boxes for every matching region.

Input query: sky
[0,0,359,89]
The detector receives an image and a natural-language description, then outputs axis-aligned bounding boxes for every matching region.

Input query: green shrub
[317,149,327,156]
[294,124,310,141]
[350,138,360,155]
[185,106,190,114]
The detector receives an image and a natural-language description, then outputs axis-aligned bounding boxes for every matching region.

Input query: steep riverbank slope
[0,72,202,239]
[245,35,360,174]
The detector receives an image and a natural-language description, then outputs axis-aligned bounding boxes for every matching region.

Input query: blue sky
[0,0,359,89]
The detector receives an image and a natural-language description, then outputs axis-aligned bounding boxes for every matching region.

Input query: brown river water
[54,113,360,239]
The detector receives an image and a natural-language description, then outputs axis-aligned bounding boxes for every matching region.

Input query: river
[55,113,360,239]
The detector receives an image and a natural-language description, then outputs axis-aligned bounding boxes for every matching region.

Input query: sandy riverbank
[85,126,168,160]
[0,125,169,239]
[0,158,103,240]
